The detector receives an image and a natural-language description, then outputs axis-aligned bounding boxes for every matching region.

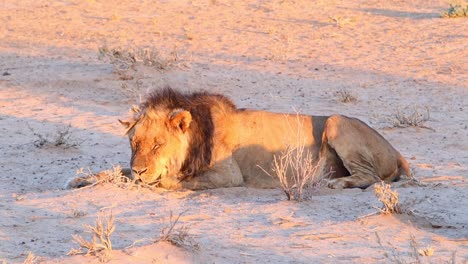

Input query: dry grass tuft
[418,246,435,257]
[28,124,82,149]
[374,181,401,214]
[390,106,431,129]
[98,45,188,71]
[158,210,199,250]
[259,113,331,201]
[335,88,357,103]
[328,16,356,27]
[68,211,115,262]
[261,145,330,201]
[22,252,38,264]
[442,3,468,18]
[375,232,455,263]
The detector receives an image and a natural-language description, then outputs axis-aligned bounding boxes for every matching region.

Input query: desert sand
[0,0,467,263]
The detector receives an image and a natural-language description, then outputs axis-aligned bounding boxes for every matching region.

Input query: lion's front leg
[181,156,244,190]
[66,167,133,189]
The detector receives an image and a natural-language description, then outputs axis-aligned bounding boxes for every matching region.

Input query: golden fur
[117,87,411,190]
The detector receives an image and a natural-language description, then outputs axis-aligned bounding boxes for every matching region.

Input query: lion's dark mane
[143,87,236,180]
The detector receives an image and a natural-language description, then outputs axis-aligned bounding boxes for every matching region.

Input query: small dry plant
[442,3,468,18]
[98,45,186,71]
[261,145,330,201]
[390,106,431,129]
[22,252,38,264]
[375,233,455,264]
[335,88,357,103]
[328,16,356,27]
[69,211,115,262]
[28,124,82,149]
[374,181,401,214]
[120,79,145,102]
[157,210,199,250]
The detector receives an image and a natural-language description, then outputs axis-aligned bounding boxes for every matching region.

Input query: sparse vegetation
[335,88,357,103]
[418,246,435,257]
[71,209,87,218]
[328,16,356,27]
[157,210,199,250]
[98,45,187,71]
[68,211,115,262]
[374,181,401,214]
[375,233,456,263]
[28,124,82,149]
[260,144,329,201]
[442,3,468,18]
[22,252,38,264]
[120,79,145,103]
[390,106,431,129]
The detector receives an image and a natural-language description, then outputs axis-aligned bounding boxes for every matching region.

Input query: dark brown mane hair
[143,87,236,180]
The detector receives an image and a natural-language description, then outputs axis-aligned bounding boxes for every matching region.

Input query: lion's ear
[119,119,131,128]
[170,110,192,132]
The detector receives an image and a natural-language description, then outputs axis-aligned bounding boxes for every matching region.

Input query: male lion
[112,87,411,190]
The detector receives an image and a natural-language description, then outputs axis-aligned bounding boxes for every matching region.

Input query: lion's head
[119,88,235,188]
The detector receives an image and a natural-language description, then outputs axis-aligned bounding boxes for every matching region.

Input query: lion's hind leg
[322,115,397,189]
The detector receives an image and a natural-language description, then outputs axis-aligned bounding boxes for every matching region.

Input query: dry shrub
[328,16,356,27]
[261,144,329,201]
[98,45,187,71]
[22,252,38,264]
[259,114,331,201]
[375,232,418,264]
[28,123,82,149]
[158,211,199,250]
[69,211,115,262]
[442,3,468,18]
[390,106,431,129]
[335,88,357,103]
[418,246,435,257]
[374,181,401,214]
[375,232,456,264]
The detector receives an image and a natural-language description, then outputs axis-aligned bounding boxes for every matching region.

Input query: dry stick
[159,210,187,241]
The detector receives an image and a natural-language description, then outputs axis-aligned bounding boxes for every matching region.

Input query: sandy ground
[1,0,467,263]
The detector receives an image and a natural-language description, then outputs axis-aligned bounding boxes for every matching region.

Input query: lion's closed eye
[152,144,160,151]
[152,141,166,151]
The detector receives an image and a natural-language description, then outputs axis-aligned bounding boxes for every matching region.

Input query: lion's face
[121,109,192,186]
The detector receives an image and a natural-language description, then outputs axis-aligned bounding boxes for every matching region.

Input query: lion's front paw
[65,177,95,189]
[327,178,347,189]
